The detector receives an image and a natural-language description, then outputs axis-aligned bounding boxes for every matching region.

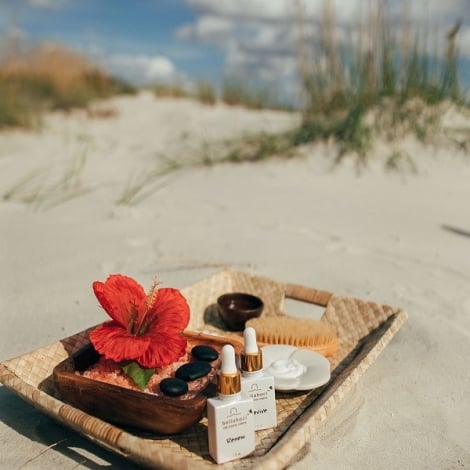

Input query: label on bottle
[207,395,255,464]
[241,374,277,430]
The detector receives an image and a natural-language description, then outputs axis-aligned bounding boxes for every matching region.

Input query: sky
[1,0,470,99]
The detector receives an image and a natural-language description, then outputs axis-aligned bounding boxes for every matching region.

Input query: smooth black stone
[159,378,188,397]
[191,345,219,362]
[175,361,212,381]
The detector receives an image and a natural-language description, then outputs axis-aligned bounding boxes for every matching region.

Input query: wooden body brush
[245,316,339,357]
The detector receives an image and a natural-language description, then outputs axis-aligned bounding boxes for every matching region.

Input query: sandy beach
[1,92,469,469]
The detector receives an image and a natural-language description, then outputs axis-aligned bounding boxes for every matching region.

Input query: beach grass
[221,76,293,111]
[218,1,468,166]
[2,2,469,210]
[194,80,217,105]
[153,81,188,99]
[0,43,135,129]
[151,77,292,110]
[116,157,182,206]
[2,134,91,209]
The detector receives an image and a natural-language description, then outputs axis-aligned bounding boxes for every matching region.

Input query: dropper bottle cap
[218,344,241,396]
[241,327,263,373]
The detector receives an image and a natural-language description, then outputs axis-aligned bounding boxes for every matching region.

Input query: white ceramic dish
[261,345,331,391]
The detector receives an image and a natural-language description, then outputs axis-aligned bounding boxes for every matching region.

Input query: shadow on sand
[0,386,141,469]
[441,224,470,239]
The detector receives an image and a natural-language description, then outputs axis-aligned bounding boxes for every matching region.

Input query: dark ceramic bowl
[53,331,238,435]
[217,292,264,331]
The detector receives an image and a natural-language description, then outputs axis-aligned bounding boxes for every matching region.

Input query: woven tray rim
[0,269,407,469]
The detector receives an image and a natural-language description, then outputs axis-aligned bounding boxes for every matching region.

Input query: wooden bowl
[53,331,239,435]
[217,292,264,331]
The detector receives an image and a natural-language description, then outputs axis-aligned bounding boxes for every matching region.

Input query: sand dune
[1,92,469,469]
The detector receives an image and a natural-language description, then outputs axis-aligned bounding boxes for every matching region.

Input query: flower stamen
[146,278,159,308]
[133,279,160,336]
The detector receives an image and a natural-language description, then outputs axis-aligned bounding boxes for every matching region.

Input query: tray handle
[283,282,333,307]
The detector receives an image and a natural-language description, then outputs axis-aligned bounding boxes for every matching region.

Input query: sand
[1,91,469,469]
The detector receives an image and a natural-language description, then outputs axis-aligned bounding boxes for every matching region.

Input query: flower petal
[93,274,147,329]
[137,331,188,368]
[148,287,190,334]
[135,288,190,367]
[90,321,151,363]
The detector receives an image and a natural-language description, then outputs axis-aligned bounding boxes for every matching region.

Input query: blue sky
[1,0,470,97]
[0,0,225,84]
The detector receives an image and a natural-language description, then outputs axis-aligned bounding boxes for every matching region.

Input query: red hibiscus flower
[89,274,190,368]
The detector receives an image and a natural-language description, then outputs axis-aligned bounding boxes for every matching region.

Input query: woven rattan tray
[0,269,407,469]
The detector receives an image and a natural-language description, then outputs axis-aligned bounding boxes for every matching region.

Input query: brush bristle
[246,316,338,356]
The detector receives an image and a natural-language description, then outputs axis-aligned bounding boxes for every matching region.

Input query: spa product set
[53,276,336,466]
[207,327,277,464]
[10,269,408,469]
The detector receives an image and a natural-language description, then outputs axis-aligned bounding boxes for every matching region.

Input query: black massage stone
[191,345,219,362]
[175,361,212,381]
[159,377,188,397]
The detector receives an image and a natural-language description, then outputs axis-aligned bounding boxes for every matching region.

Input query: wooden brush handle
[283,283,333,307]
[184,330,245,354]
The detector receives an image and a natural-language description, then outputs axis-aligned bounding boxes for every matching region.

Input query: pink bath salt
[77,346,219,397]
[81,357,140,391]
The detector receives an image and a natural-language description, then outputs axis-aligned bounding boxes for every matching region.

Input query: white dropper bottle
[206,344,255,464]
[240,327,277,430]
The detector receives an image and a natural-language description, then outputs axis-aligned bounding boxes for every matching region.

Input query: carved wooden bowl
[53,331,239,435]
[217,292,264,331]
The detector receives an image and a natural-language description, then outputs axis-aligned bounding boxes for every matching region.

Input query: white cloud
[187,0,467,25]
[186,0,297,21]
[180,0,470,95]
[67,42,184,85]
[177,3,301,95]
[79,50,178,85]
[176,15,235,41]
[105,54,177,83]
[145,56,176,80]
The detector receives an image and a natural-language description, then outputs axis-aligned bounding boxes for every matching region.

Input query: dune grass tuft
[2,135,91,210]
[220,1,468,167]
[294,1,466,163]
[0,43,135,129]
[221,76,292,111]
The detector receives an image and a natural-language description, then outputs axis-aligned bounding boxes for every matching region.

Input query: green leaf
[122,362,155,390]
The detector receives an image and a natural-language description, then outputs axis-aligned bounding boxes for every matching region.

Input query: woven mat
[0,269,407,469]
